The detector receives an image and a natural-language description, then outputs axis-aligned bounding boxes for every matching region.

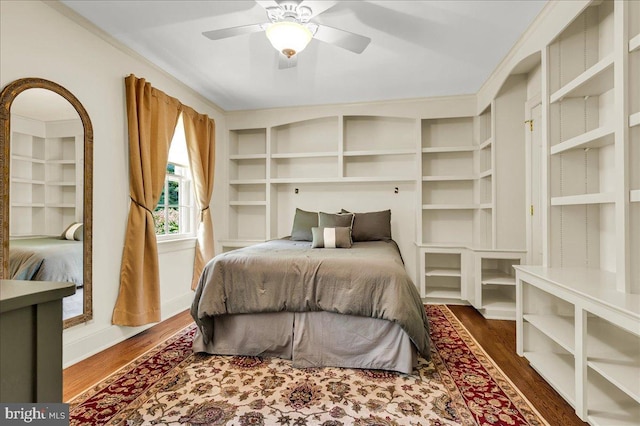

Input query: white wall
[0,0,226,366]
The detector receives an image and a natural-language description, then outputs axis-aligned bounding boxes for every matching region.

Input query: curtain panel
[112,75,216,326]
[182,106,216,290]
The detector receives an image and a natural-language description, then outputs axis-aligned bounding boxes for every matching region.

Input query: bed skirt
[192,311,418,375]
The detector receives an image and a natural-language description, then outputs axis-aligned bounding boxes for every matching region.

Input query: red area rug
[69,305,547,425]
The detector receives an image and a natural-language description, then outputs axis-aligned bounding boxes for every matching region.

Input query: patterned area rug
[69,305,548,425]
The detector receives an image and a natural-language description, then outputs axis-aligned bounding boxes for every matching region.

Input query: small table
[0,280,75,402]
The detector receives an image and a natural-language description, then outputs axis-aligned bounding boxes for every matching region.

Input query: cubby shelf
[550,54,614,104]
[11,154,45,163]
[550,125,615,155]
[425,267,461,277]
[631,190,640,203]
[524,352,576,405]
[229,179,267,185]
[344,149,415,156]
[481,270,516,285]
[524,314,575,353]
[425,288,462,299]
[229,201,266,206]
[630,112,640,128]
[422,204,478,210]
[550,192,615,206]
[11,178,45,185]
[421,146,475,154]
[229,154,267,160]
[422,175,476,181]
[271,152,338,159]
[629,33,640,53]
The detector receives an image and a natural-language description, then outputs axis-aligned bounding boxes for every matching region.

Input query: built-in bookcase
[342,116,416,181]
[420,117,476,246]
[227,128,267,244]
[547,0,616,274]
[515,2,640,425]
[9,116,81,237]
[224,116,419,252]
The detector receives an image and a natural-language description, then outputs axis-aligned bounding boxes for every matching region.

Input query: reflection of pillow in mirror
[61,222,83,241]
[311,227,352,248]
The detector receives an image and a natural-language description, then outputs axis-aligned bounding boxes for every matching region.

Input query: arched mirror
[0,78,93,328]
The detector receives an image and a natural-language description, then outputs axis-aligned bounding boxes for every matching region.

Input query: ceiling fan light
[266,21,312,58]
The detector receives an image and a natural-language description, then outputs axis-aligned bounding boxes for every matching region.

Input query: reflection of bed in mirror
[9,237,83,319]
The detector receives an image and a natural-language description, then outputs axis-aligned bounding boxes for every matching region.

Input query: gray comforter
[191,239,430,359]
[9,237,83,286]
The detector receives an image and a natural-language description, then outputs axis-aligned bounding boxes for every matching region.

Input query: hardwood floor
[62,310,193,402]
[63,306,586,425]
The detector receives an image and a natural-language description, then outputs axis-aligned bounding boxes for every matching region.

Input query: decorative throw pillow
[318,211,354,229]
[61,222,83,241]
[291,208,318,241]
[341,209,392,242]
[311,227,352,248]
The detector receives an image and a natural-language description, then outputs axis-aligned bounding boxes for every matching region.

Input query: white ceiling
[61,0,547,111]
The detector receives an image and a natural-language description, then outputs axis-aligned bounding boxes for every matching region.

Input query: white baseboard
[63,291,194,368]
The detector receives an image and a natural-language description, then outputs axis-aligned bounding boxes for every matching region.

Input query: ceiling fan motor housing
[266,2,312,24]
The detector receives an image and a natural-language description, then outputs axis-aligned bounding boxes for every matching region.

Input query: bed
[191,210,430,374]
[9,237,83,286]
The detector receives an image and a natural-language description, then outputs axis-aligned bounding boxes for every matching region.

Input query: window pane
[168,180,179,206]
[153,207,166,235]
[168,207,180,234]
[157,185,166,206]
[166,163,175,174]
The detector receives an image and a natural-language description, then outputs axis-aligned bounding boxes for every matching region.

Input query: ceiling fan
[202,0,371,67]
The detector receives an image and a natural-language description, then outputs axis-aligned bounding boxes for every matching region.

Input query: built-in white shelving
[471,251,525,320]
[549,125,615,155]
[419,247,466,303]
[549,54,614,104]
[516,264,640,426]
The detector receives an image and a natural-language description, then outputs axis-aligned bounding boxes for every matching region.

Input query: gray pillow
[61,222,84,241]
[311,227,352,248]
[341,209,391,241]
[318,211,354,229]
[291,208,318,241]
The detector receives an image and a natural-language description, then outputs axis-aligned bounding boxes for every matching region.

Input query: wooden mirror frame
[0,78,93,328]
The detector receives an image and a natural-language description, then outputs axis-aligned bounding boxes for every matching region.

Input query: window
[154,114,196,239]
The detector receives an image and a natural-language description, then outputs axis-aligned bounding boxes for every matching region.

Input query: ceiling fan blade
[298,1,338,18]
[202,23,265,41]
[255,0,280,10]
[313,25,371,54]
[278,52,298,69]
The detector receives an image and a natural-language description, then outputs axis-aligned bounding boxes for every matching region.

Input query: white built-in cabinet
[9,116,82,237]
[515,1,640,424]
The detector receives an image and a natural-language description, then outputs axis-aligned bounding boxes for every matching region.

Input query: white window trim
[156,163,197,242]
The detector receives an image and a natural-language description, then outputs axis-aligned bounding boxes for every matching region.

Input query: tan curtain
[182,106,216,289]
[112,75,181,326]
